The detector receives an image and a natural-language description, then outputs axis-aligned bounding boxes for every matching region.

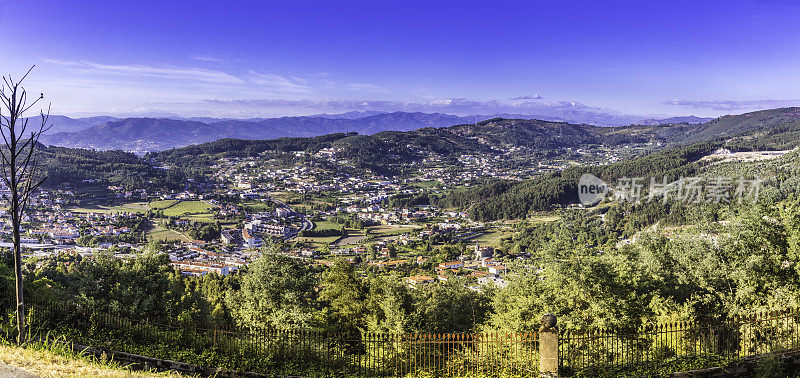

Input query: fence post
[539,313,558,377]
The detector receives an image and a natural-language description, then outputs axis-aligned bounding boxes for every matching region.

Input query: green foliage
[147,133,356,171]
[486,194,800,333]
[35,144,187,190]
[225,254,320,330]
[160,200,214,217]
[319,260,368,333]
[445,142,719,220]
[754,354,785,378]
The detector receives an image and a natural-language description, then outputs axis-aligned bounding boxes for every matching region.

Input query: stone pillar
[539,313,558,377]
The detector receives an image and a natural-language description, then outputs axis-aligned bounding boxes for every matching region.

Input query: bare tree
[0,66,50,344]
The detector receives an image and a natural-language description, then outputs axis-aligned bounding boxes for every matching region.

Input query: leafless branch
[1,65,49,343]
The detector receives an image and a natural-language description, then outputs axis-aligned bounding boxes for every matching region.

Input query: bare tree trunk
[8,79,24,343]
[11,139,24,343]
[0,66,50,344]
[13,208,24,344]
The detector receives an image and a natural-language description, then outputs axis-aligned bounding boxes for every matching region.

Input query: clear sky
[1,0,799,119]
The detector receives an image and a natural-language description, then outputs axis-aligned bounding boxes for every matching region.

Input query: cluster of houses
[16,208,141,245]
[359,245,513,290]
[347,205,438,225]
[166,241,254,277]
[220,207,303,249]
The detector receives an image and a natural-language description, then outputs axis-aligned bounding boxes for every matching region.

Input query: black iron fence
[22,300,800,376]
[559,309,800,376]
[26,301,540,377]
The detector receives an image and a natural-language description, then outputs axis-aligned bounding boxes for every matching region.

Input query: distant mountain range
[151,107,800,168]
[29,115,118,134]
[35,107,800,189]
[637,116,713,125]
[39,111,718,152]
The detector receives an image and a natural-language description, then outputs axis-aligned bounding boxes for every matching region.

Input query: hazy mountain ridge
[41,112,488,151]
[28,115,118,134]
[637,116,713,125]
[149,108,800,171]
[38,110,747,153]
[38,107,800,189]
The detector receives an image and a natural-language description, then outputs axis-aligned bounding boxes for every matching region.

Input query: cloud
[191,55,227,63]
[204,97,596,116]
[42,58,315,94]
[664,99,800,110]
[195,97,645,125]
[44,59,244,84]
[511,94,544,100]
[248,71,309,92]
[346,83,390,94]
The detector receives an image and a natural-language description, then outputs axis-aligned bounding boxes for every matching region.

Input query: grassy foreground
[0,337,184,377]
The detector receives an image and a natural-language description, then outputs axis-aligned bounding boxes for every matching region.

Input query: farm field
[241,200,273,212]
[312,220,342,231]
[471,230,512,246]
[332,228,368,246]
[150,200,215,217]
[410,180,439,189]
[149,200,180,210]
[369,225,417,236]
[146,226,191,242]
[67,202,149,214]
[184,214,220,223]
[297,235,342,248]
[333,234,369,246]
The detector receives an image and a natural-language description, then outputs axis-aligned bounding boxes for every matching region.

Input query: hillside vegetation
[445,142,720,220]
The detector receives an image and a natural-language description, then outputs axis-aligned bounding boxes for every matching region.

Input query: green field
[298,236,342,248]
[369,225,416,236]
[472,230,512,246]
[68,202,150,214]
[241,201,273,212]
[313,220,342,231]
[149,200,180,210]
[147,227,191,242]
[185,214,220,223]
[151,200,215,217]
[411,180,440,189]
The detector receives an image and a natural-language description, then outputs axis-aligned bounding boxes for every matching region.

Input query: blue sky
[1,0,799,119]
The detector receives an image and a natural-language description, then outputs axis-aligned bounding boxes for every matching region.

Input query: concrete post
[539,313,558,377]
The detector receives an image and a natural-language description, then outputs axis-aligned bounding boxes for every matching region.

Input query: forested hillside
[32,145,187,190]
[36,107,800,198]
[149,117,664,175]
[443,142,720,220]
[443,108,800,220]
[146,133,357,173]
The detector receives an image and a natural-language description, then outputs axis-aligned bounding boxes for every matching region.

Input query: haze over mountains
[39,110,715,153]
[152,108,800,163]
[33,107,800,193]
[35,115,118,134]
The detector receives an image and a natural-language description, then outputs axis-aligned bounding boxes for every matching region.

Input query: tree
[0,66,50,343]
[225,255,319,330]
[318,260,367,333]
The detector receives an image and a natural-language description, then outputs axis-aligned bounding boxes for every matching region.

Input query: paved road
[0,362,37,378]
[271,199,313,240]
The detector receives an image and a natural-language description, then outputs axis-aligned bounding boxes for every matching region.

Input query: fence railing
[22,301,800,376]
[559,309,800,376]
[26,301,539,377]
